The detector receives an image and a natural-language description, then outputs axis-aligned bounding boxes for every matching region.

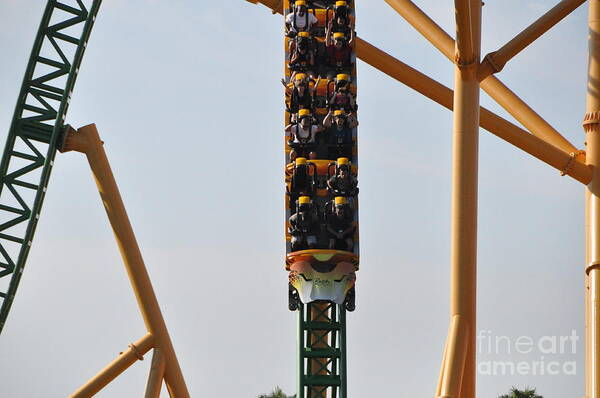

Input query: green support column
[297,302,347,398]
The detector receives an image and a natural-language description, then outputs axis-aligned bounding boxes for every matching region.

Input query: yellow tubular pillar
[586,2,600,396]
[588,188,592,398]
[384,0,578,154]
[145,349,166,398]
[455,0,475,62]
[443,1,481,397]
[62,124,190,398]
[70,333,155,398]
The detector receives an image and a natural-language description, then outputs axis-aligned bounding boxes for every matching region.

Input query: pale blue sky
[0,0,590,397]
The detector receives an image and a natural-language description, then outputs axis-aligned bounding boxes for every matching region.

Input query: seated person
[289,196,320,251]
[326,197,355,251]
[290,157,316,197]
[325,32,354,71]
[328,74,357,112]
[289,32,316,73]
[327,158,358,196]
[323,109,358,158]
[281,73,320,121]
[327,1,354,37]
[286,110,324,159]
[286,0,319,37]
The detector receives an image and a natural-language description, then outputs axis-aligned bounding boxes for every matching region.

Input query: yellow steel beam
[70,333,155,398]
[479,0,586,80]
[454,0,475,65]
[355,38,591,185]
[62,124,190,398]
[385,0,454,58]
[145,349,166,398]
[588,187,593,398]
[384,0,579,154]
[585,1,600,396]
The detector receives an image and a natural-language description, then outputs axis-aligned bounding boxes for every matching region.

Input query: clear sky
[0,0,590,397]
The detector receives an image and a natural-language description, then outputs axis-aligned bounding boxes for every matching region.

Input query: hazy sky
[0,0,591,397]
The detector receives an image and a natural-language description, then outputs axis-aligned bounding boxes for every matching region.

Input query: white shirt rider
[286,11,318,34]
[291,123,319,144]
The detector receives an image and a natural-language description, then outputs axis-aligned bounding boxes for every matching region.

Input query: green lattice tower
[297,302,347,398]
[0,0,102,333]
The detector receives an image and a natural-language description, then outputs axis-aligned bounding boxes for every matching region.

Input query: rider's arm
[348,114,359,128]
[310,77,321,95]
[323,110,334,128]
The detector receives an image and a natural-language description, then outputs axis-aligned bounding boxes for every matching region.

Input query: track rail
[0,0,102,333]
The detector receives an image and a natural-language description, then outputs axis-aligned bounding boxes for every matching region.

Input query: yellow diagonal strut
[62,125,190,398]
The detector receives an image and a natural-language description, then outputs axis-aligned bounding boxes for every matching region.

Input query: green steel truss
[297,302,347,398]
[0,0,102,334]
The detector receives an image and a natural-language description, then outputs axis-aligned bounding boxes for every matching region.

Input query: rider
[327,1,353,37]
[282,73,319,120]
[327,158,358,197]
[323,109,357,158]
[325,31,354,71]
[289,196,320,251]
[328,74,357,113]
[326,196,355,251]
[288,31,316,74]
[290,157,315,197]
[285,109,324,159]
[285,0,319,37]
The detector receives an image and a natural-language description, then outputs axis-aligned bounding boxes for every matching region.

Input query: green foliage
[498,387,543,398]
[257,386,296,398]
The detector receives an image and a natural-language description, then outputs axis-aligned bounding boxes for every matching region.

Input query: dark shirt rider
[323,109,358,158]
[327,166,358,196]
[327,2,354,38]
[326,197,355,251]
[289,196,320,251]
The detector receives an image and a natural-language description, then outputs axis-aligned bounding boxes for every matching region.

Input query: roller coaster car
[287,250,358,310]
